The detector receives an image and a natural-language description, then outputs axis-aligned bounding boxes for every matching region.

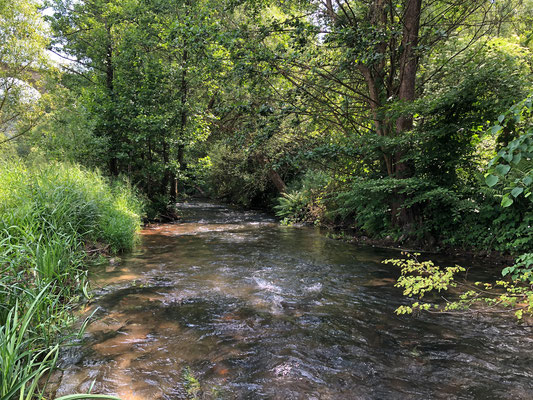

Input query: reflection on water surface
[53,201,533,399]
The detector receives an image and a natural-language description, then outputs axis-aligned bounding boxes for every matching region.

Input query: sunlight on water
[52,201,533,399]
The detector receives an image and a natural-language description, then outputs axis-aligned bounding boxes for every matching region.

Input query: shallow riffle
[52,201,533,400]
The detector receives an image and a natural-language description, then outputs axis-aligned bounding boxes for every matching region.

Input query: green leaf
[512,153,522,164]
[501,195,514,208]
[511,187,524,198]
[509,139,520,151]
[485,174,499,187]
[490,125,503,135]
[503,153,513,163]
[494,164,511,176]
[497,114,505,123]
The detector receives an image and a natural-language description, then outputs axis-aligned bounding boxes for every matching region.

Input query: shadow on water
[52,201,533,400]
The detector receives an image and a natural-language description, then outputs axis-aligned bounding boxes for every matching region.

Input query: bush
[273,170,331,223]
[274,190,309,221]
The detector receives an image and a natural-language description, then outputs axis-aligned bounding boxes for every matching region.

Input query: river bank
[321,228,515,267]
[0,160,142,400]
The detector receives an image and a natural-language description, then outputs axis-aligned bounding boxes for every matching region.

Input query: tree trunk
[161,140,170,197]
[170,174,178,203]
[325,0,335,21]
[254,154,286,193]
[396,0,421,133]
[359,0,394,176]
[391,0,422,230]
[360,0,422,230]
[268,169,287,193]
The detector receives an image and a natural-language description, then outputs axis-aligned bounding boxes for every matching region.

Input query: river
[52,201,533,399]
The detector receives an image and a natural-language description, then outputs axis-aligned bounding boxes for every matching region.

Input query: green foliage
[0,159,142,399]
[182,367,201,400]
[468,95,533,255]
[485,95,533,207]
[329,178,395,235]
[273,170,330,223]
[414,39,531,185]
[45,0,227,212]
[0,0,50,142]
[385,253,533,320]
[258,35,533,249]
[503,253,533,283]
[26,88,104,168]
[0,160,143,254]
[384,253,465,314]
[274,190,308,221]
[0,285,59,400]
[207,143,274,207]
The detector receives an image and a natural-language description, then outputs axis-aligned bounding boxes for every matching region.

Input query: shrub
[274,190,308,222]
[273,170,331,224]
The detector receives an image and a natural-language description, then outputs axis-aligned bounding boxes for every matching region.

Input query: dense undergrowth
[272,95,533,256]
[0,160,141,400]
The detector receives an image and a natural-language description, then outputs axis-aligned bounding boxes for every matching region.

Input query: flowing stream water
[52,201,532,399]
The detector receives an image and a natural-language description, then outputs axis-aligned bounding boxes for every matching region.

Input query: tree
[47,0,225,212]
[312,1,507,229]
[0,0,50,146]
[233,0,521,234]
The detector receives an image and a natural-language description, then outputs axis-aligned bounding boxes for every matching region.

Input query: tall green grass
[0,285,59,400]
[0,159,143,400]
